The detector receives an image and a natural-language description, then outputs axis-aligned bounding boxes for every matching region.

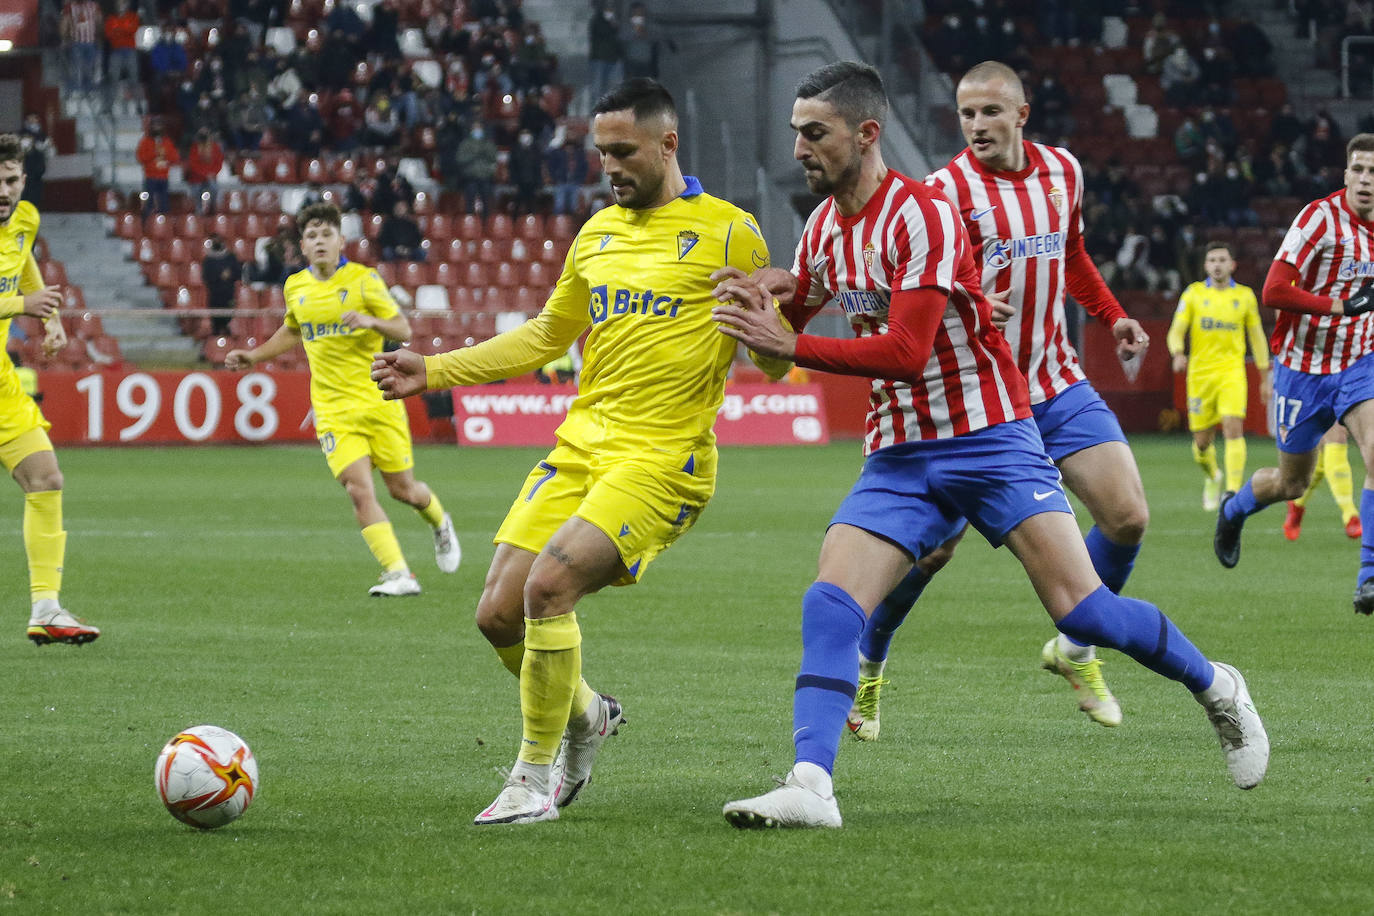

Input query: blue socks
[1083,525,1140,594]
[793,581,866,774]
[1057,585,1214,693]
[1222,480,1261,522]
[857,567,929,663]
[1360,489,1374,587]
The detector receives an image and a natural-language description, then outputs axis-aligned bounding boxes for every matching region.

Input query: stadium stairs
[42,213,200,368]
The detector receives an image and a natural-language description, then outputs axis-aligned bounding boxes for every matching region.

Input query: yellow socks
[1325,441,1358,522]
[518,612,581,766]
[1223,437,1247,493]
[24,489,65,602]
[1193,442,1219,479]
[418,493,445,528]
[360,522,407,572]
[494,641,525,677]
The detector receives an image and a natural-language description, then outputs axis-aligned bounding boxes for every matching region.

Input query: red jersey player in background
[1214,133,1374,615]
[842,61,1152,740]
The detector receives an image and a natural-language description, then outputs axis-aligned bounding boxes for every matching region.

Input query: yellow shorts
[316,402,414,477]
[0,389,52,472]
[1187,370,1248,431]
[496,440,717,585]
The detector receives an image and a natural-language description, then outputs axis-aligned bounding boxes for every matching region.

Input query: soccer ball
[154,725,259,829]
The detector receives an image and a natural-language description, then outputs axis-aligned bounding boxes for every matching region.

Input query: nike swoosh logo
[1033,490,1056,501]
[971,205,997,220]
[812,257,829,275]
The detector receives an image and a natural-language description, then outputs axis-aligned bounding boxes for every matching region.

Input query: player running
[1167,242,1270,511]
[715,61,1268,828]
[371,78,789,826]
[0,134,99,646]
[226,202,461,596]
[1213,133,1374,615]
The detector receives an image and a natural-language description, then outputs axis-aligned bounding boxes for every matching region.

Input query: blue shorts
[830,418,1074,556]
[1031,380,1129,463]
[1272,353,1374,454]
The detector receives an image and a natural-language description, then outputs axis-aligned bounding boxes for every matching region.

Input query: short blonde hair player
[226,202,461,595]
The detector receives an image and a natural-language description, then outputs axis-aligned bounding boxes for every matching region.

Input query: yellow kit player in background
[0,135,99,645]
[1283,424,1361,540]
[372,78,789,826]
[1168,241,1270,510]
[226,202,460,596]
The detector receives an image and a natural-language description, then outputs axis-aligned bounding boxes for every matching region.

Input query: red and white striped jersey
[1272,190,1374,374]
[64,0,102,43]
[792,169,1030,453]
[927,141,1086,404]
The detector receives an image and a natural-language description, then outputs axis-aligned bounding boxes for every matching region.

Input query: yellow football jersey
[425,178,770,454]
[0,201,46,402]
[283,260,402,421]
[1167,278,1268,376]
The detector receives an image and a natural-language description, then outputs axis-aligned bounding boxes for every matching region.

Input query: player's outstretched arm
[713,275,797,360]
[371,348,428,399]
[225,324,301,370]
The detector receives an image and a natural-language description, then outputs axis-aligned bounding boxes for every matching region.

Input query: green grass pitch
[3,436,1374,913]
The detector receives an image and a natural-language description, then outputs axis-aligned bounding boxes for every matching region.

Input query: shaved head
[957,60,1026,105]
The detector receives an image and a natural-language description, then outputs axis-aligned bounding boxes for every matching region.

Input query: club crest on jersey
[1048,186,1065,212]
[677,230,699,260]
[863,242,877,271]
[599,234,612,250]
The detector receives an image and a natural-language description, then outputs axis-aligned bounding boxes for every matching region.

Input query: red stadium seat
[524,261,552,291]
[433,261,458,287]
[375,261,399,286]
[166,238,193,263]
[400,261,431,287]
[99,189,124,214]
[224,189,248,213]
[413,190,435,215]
[549,215,575,240]
[146,213,173,240]
[72,311,103,339]
[301,157,329,183]
[516,214,543,242]
[365,213,384,240]
[178,213,203,238]
[150,261,179,288]
[488,213,513,240]
[494,262,518,288]
[450,286,478,312]
[61,285,87,310]
[250,189,281,215]
[114,212,139,240]
[333,158,358,183]
[476,238,500,264]
[40,261,68,286]
[231,237,254,263]
[458,214,483,240]
[462,261,488,288]
[426,213,452,244]
[185,260,204,286]
[242,213,269,239]
[207,213,238,239]
[348,237,375,263]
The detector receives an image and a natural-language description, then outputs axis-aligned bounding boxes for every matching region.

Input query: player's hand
[1344,283,1374,316]
[712,276,797,360]
[42,318,67,356]
[22,285,62,320]
[371,348,427,399]
[1172,353,1187,373]
[340,310,375,331]
[711,266,796,304]
[1113,317,1149,360]
[987,289,1014,330]
[224,349,253,371]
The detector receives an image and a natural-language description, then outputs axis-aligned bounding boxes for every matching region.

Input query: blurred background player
[1283,425,1361,540]
[1167,241,1270,511]
[0,134,99,645]
[372,78,788,826]
[1214,134,1374,615]
[226,202,459,596]
[845,60,1155,740]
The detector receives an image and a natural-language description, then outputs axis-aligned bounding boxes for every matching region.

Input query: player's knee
[1103,502,1148,546]
[523,569,575,618]
[475,592,523,644]
[1277,475,1310,500]
[21,469,63,492]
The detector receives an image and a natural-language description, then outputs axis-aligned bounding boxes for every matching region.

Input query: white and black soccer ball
[154,725,259,829]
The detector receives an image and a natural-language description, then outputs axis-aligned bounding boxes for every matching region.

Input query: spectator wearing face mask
[508,129,544,216]
[455,120,498,217]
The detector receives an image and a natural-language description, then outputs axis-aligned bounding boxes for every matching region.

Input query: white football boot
[433,512,461,574]
[723,766,842,829]
[368,570,421,597]
[1195,661,1269,789]
[474,767,561,825]
[554,693,625,807]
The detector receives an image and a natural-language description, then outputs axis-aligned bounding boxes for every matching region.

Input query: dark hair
[296,202,342,231]
[1349,133,1374,161]
[0,134,23,168]
[592,77,677,124]
[1204,240,1234,257]
[796,61,887,129]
